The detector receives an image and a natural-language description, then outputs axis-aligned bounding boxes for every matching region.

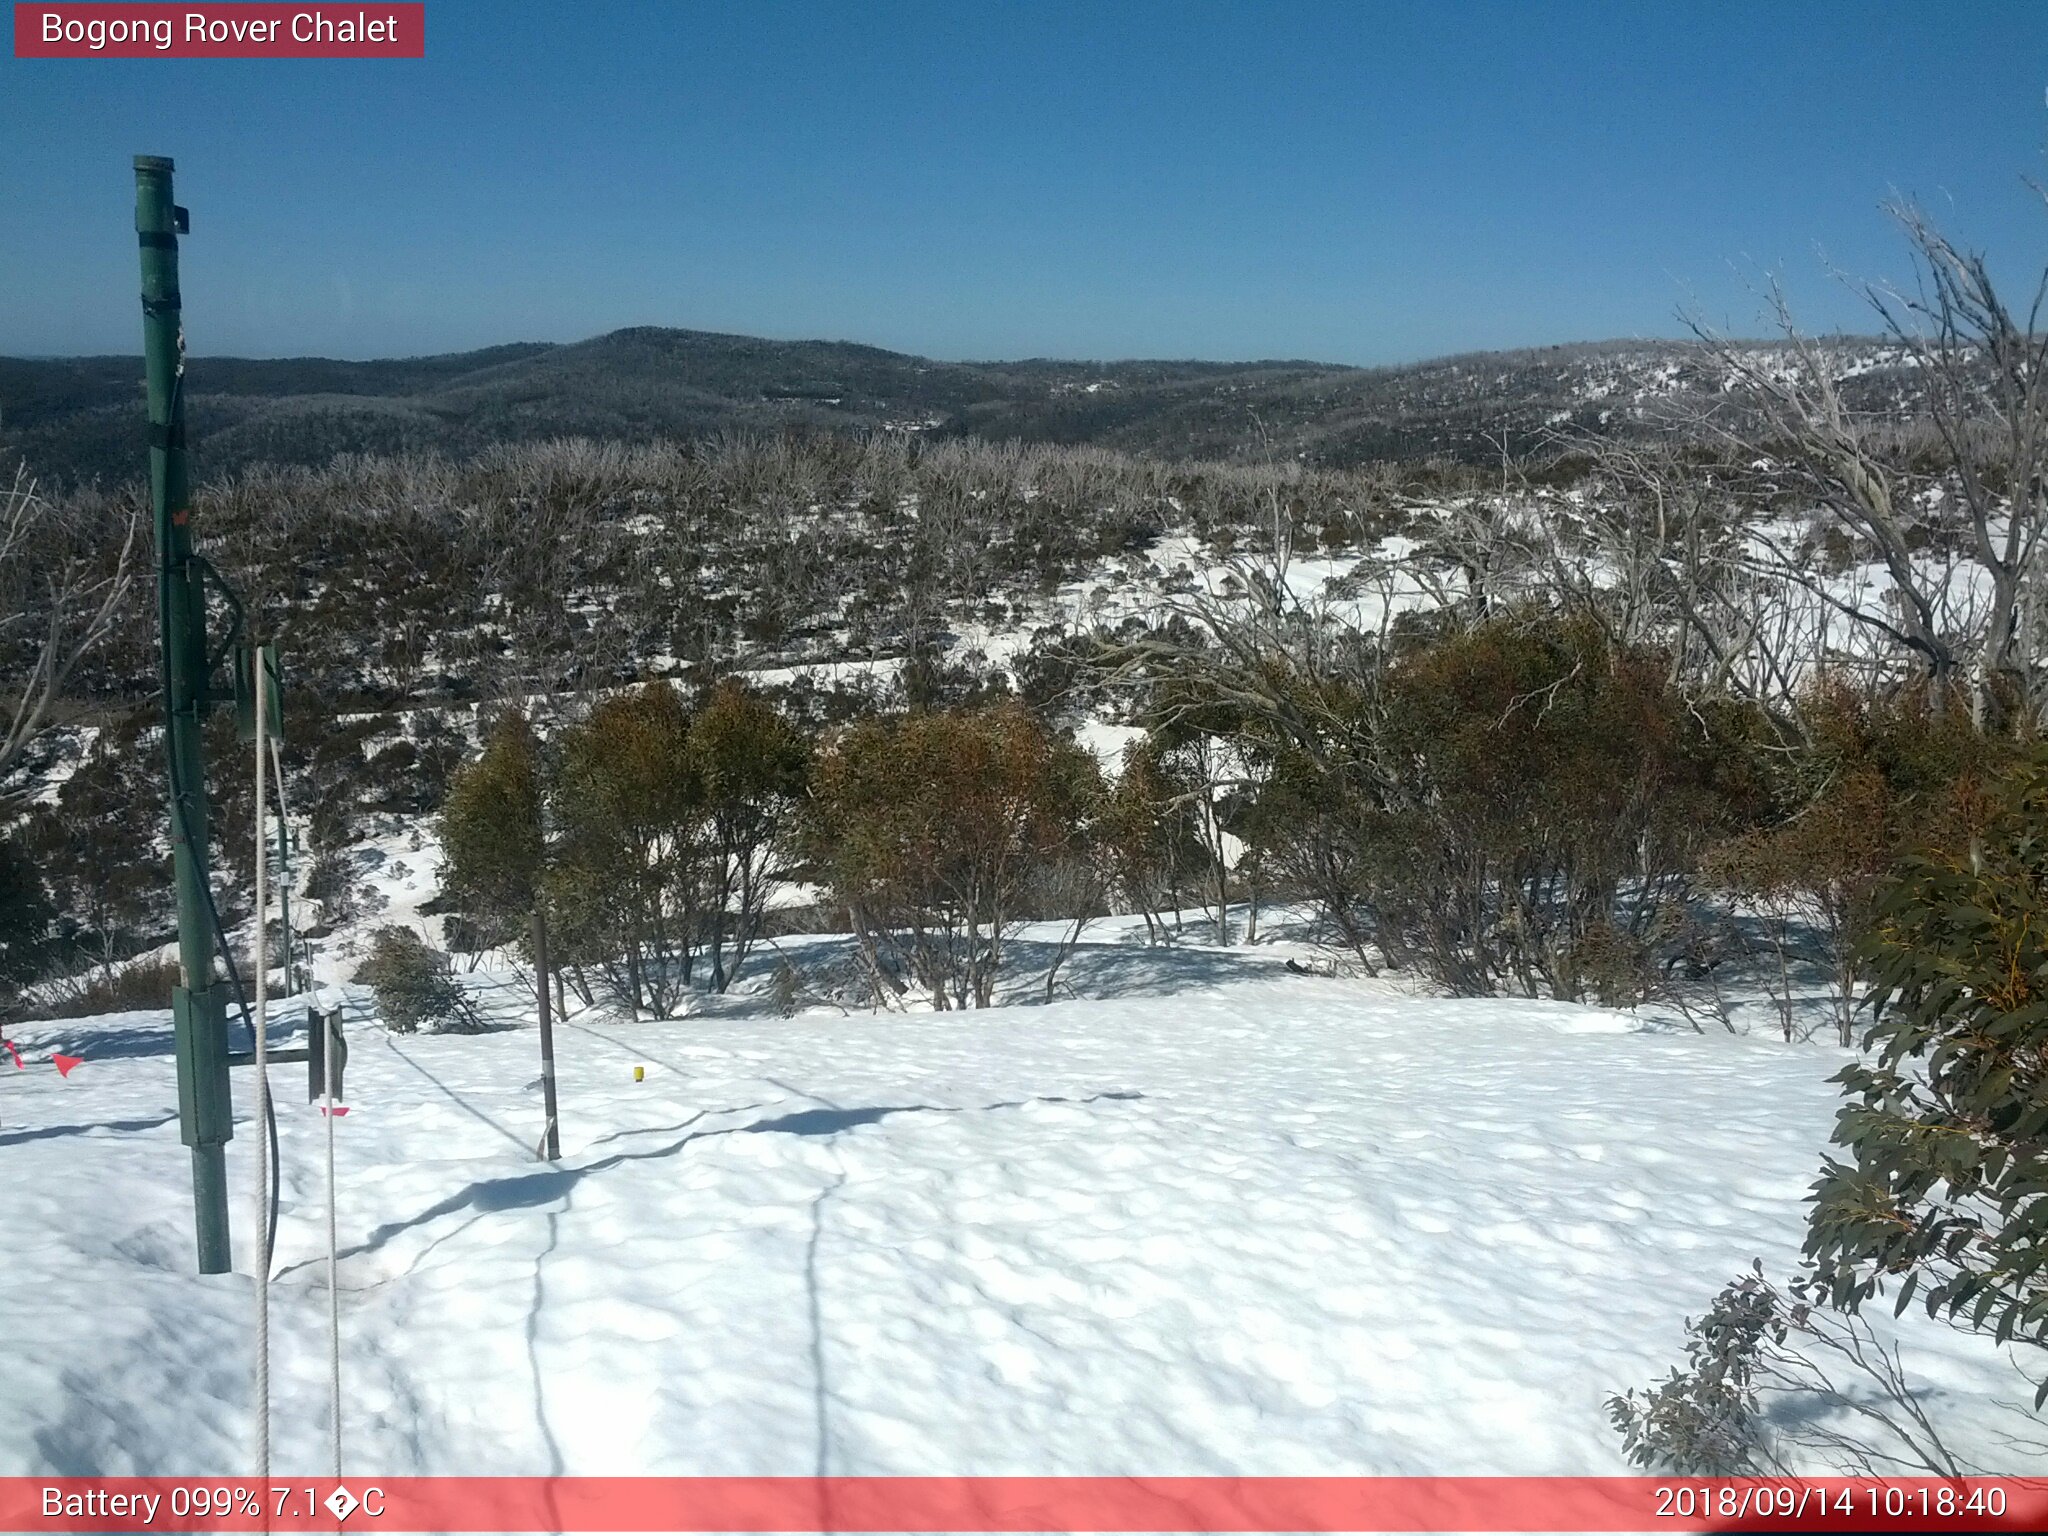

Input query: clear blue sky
[3,0,2046,363]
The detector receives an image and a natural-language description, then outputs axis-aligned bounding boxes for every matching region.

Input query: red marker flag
[51,1053,83,1077]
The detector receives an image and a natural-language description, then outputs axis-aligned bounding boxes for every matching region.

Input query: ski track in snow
[0,948,2035,1477]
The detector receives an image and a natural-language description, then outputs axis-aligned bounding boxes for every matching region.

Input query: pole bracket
[171,984,234,1150]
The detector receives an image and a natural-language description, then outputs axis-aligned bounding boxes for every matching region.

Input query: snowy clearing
[1,925,2036,1477]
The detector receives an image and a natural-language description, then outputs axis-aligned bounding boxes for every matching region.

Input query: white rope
[264,724,344,1482]
[290,729,342,1481]
[269,737,300,997]
[251,654,272,1481]
[323,992,343,1478]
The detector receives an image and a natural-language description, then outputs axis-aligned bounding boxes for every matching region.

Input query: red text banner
[14,4,424,58]
[4,1476,2048,1533]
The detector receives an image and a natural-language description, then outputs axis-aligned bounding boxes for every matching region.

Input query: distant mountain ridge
[0,325,1910,486]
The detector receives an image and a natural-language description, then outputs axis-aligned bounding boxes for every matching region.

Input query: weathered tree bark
[532,908,561,1162]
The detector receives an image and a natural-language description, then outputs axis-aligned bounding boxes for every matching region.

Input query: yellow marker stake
[634,1066,645,1082]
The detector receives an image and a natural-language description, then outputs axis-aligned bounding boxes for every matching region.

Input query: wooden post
[533,909,561,1161]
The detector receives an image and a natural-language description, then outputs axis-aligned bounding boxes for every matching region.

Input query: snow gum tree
[811,701,1101,1008]
[440,707,547,952]
[688,679,809,991]
[1144,700,1259,946]
[549,682,701,1018]
[1244,709,1387,975]
[444,682,813,1016]
[1097,734,1208,946]
[438,704,568,1022]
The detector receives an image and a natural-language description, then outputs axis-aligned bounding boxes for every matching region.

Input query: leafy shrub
[1358,613,1768,999]
[36,955,181,1020]
[770,956,801,1018]
[1013,625,1092,713]
[1610,1264,1789,1473]
[352,925,480,1033]
[533,678,808,1014]
[1705,680,2018,1042]
[0,834,56,996]
[1806,754,2048,1404]
[303,849,357,925]
[20,718,172,978]
[1609,1263,1977,1475]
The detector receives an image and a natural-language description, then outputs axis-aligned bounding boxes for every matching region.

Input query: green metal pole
[137,155,234,1275]
[264,652,296,996]
[275,807,296,996]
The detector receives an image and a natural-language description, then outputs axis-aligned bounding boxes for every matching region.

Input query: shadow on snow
[285,1089,1145,1280]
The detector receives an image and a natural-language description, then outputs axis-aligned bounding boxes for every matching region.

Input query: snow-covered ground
[1,918,2036,1478]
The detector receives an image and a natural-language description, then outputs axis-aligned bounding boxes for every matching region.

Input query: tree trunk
[1210,806,1229,946]
[533,909,561,1162]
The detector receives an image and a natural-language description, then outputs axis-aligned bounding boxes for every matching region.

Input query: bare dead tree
[1863,196,2048,729]
[1687,293,1969,713]
[1572,436,1818,740]
[1686,186,2048,734]
[0,464,141,801]
[1101,535,1376,775]
[452,439,648,724]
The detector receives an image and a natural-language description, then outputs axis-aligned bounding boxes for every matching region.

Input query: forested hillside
[0,327,1932,487]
